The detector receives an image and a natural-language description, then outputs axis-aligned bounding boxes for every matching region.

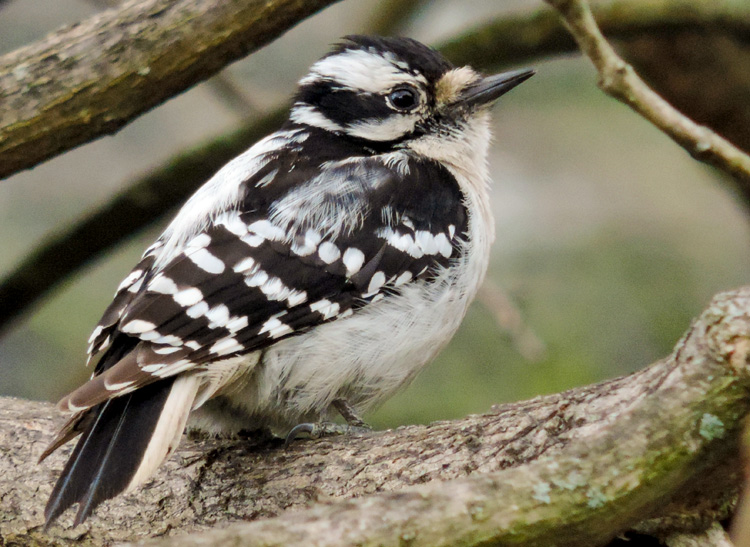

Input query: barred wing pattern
[59,133,468,417]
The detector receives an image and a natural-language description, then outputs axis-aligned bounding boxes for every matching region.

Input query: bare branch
[1,286,746,545]
[0,0,340,181]
[544,0,750,189]
[0,108,287,336]
[5,0,750,336]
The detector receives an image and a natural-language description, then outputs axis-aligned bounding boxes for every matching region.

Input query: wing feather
[61,146,467,416]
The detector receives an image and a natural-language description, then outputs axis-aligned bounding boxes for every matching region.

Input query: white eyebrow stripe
[299,49,427,93]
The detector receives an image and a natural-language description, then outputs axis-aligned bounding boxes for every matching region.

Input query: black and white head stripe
[290,36,456,142]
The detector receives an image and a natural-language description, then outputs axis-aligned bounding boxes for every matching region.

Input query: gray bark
[2,287,749,545]
[0,0,340,181]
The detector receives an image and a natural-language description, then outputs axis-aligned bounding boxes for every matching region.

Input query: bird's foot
[284,398,373,447]
[284,421,372,447]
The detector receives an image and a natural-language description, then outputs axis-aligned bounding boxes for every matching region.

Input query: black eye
[387,86,419,111]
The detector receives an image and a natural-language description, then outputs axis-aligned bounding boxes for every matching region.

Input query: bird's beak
[457,68,535,108]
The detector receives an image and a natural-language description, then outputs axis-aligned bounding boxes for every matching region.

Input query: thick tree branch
[544,0,750,189]
[0,0,340,181]
[4,0,750,336]
[0,287,748,545]
[0,108,287,336]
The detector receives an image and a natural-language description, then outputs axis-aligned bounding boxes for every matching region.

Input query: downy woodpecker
[42,35,534,525]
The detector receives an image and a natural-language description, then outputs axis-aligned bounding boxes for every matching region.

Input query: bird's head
[290,35,534,150]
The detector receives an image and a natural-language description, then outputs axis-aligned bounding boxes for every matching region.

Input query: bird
[41,35,534,526]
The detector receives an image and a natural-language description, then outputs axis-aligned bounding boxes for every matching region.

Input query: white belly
[189,255,482,435]
[189,146,494,435]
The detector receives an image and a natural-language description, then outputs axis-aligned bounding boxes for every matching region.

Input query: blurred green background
[1,0,748,430]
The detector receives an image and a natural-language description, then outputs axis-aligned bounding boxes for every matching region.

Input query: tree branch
[0,108,288,336]
[544,0,750,189]
[0,0,340,181]
[4,0,750,336]
[0,286,747,545]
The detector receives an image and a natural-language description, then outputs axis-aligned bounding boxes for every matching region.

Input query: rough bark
[1,287,749,546]
[0,0,340,181]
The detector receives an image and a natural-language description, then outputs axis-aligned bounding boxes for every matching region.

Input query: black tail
[44,379,175,526]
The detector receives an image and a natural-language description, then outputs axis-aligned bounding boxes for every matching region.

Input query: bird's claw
[284,421,372,448]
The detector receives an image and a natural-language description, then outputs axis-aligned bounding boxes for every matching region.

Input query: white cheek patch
[345,114,418,142]
[290,105,344,133]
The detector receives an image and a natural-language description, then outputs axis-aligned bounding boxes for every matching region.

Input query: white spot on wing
[186,300,209,319]
[291,229,321,256]
[241,233,265,247]
[367,271,386,295]
[128,276,145,293]
[121,319,157,334]
[394,271,413,287]
[287,290,308,307]
[245,270,269,288]
[318,241,341,264]
[260,277,286,301]
[117,269,143,293]
[259,317,293,339]
[141,363,168,372]
[187,233,211,249]
[215,211,249,236]
[104,378,136,391]
[205,304,230,327]
[378,227,422,258]
[152,346,182,355]
[226,315,249,333]
[310,299,341,320]
[88,325,104,344]
[155,334,183,346]
[415,230,439,255]
[210,336,242,356]
[149,275,178,295]
[234,257,256,273]
[434,232,453,258]
[248,220,286,242]
[174,287,204,307]
[188,248,225,274]
[342,247,365,276]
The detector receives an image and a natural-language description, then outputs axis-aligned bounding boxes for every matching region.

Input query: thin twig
[544,0,750,187]
[476,280,546,362]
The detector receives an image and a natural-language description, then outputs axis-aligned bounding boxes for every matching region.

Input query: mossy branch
[2,287,748,545]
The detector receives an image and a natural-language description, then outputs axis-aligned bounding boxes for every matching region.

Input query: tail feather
[44,376,199,526]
